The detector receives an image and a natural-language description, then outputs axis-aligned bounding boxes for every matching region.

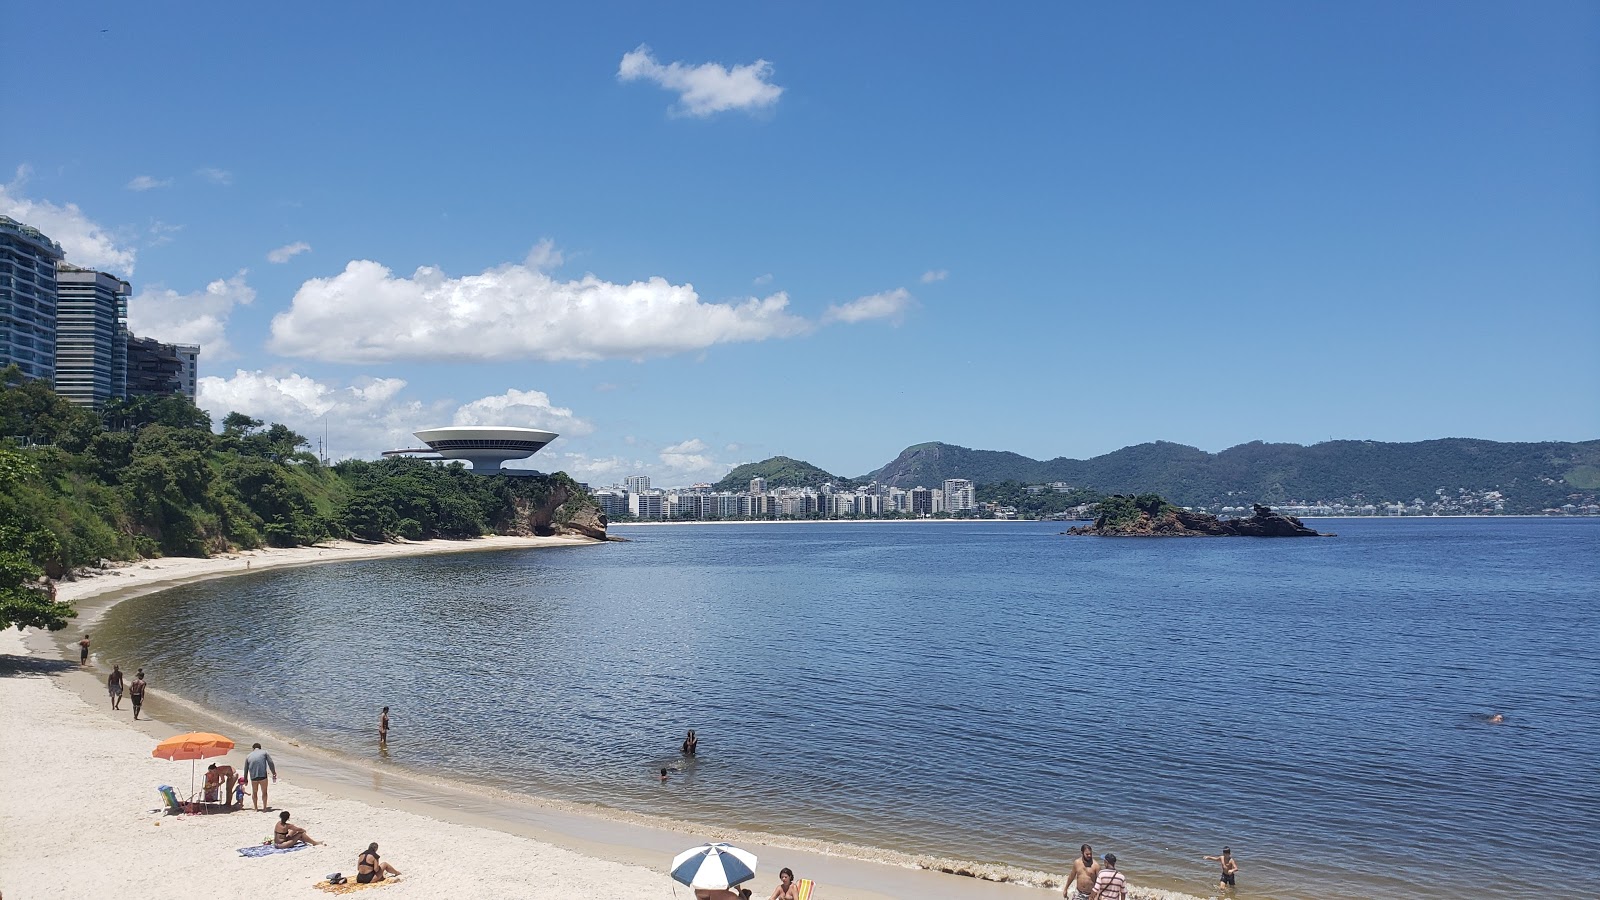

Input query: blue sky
[4,1,1596,484]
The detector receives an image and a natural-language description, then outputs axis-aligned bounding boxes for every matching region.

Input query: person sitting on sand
[273,810,321,848]
[769,867,799,900]
[694,889,751,900]
[357,843,401,883]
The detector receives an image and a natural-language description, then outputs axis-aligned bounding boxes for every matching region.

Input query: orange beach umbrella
[153,732,235,797]
[152,732,235,760]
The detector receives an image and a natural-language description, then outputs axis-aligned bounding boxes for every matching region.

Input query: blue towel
[237,843,309,857]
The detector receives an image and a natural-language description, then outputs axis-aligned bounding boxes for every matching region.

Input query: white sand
[0,537,1143,900]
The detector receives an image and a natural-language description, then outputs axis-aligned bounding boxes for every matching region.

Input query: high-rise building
[749,476,767,495]
[54,264,130,407]
[629,490,665,520]
[126,334,199,399]
[943,479,975,513]
[909,487,934,516]
[624,475,651,495]
[0,216,64,382]
[592,489,628,520]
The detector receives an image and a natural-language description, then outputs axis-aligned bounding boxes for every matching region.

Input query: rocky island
[1065,494,1332,537]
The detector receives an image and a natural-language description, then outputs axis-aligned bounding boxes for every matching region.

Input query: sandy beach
[0,536,1138,900]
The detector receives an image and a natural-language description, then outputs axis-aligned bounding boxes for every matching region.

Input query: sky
[4,1,1597,485]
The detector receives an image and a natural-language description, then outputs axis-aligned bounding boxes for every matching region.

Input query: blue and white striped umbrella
[670,842,759,890]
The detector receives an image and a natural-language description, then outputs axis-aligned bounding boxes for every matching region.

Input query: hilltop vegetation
[713,455,857,491]
[862,439,1600,512]
[0,368,599,631]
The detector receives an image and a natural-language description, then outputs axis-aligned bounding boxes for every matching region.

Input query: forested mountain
[713,456,857,491]
[863,438,1600,512]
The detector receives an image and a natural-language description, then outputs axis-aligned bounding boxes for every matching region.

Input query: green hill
[863,438,1600,513]
[0,368,602,631]
[713,456,855,491]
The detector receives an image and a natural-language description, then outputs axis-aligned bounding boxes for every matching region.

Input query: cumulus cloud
[548,436,732,486]
[198,370,435,459]
[126,175,172,191]
[269,253,813,363]
[452,387,594,436]
[659,437,716,472]
[127,272,255,358]
[0,166,138,275]
[920,269,949,283]
[753,273,774,286]
[196,167,233,185]
[618,44,783,117]
[267,241,311,263]
[822,288,915,325]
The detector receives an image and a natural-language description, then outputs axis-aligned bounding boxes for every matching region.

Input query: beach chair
[795,878,815,900]
[157,785,185,815]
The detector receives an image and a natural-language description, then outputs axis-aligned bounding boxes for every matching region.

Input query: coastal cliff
[1066,495,1330,537]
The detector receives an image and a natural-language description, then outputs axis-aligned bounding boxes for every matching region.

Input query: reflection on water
[94,520,1600,900]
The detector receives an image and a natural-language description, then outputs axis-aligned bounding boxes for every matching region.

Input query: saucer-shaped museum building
[391,426,559,474]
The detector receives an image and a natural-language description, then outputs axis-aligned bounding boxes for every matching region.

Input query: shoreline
[2,535,1207,900]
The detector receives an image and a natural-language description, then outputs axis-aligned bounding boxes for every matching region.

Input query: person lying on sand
[273,810,321,848]
[357,843,401,883]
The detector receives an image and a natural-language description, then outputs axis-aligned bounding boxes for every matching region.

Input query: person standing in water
[379,707,389,746]
[78,634,90,666]
[682,729,698,756]
[1065,844,1101,899]
[129,669,146,719]
[106,665,124,710]
[1204,847,1239,892]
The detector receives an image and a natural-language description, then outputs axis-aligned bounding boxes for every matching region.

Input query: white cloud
[267,241,311,263]
[822,288,915,325]
[126,175,172,191]
[127,272,255,358]
[920,269,949,283]
[0,166,138,275]
[198,370,435,460]
[618,44,783,117]
[753,273,774,286]
[452,387,594,436]
[269,252,813,363]
[548,436,730,486]
[197,167,234,185]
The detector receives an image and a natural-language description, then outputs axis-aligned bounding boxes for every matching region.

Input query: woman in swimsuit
[768,867,799,900]
[357,843,401,883]
[273,810,321,848]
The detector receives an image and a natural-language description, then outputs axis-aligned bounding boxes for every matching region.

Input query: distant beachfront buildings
[1,215,198,405]
[593,475,1014,522]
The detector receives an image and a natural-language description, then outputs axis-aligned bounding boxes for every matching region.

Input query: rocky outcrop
[494,476,617,540]
[1066,503,1331,537]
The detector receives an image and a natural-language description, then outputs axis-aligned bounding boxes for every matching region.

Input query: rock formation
[1066,501,1331,537]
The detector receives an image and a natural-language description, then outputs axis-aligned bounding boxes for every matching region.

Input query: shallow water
[95,518,1600,899]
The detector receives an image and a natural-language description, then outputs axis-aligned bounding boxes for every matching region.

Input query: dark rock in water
[1065,502,1332,537]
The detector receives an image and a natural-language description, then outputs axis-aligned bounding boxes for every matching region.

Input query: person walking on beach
[78,634,90,666]
[129,669,146,719]
[106,665,124,710]
[1091,854,1128,900]
[1065,844,1102,899]
[1204,847,1239,892]
[244,743,278,811]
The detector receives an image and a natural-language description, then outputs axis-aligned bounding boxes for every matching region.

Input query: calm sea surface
[95,519,1600,899]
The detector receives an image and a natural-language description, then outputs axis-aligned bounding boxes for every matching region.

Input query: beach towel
[238,843,310,857]
[314,878,396,894]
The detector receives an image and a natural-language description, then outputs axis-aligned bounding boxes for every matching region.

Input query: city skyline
[4,2,1596,484]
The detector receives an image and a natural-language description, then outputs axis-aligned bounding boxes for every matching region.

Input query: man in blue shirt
[244,743,277,811]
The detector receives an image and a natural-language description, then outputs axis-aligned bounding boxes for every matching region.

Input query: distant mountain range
[717,439,1600,513]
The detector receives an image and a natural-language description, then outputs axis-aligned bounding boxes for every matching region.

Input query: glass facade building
[0,215,65,382]
[54,264,131,407]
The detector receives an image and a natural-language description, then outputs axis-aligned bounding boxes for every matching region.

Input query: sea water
[94,518,1600,899]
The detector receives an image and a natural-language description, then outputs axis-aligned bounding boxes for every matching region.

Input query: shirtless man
[1204,847,1239,892]
[78,634,90,666]
[106,666,124,710]
[129,670,146,719]
[379,707,389,746]
[1065,844,1101,899]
